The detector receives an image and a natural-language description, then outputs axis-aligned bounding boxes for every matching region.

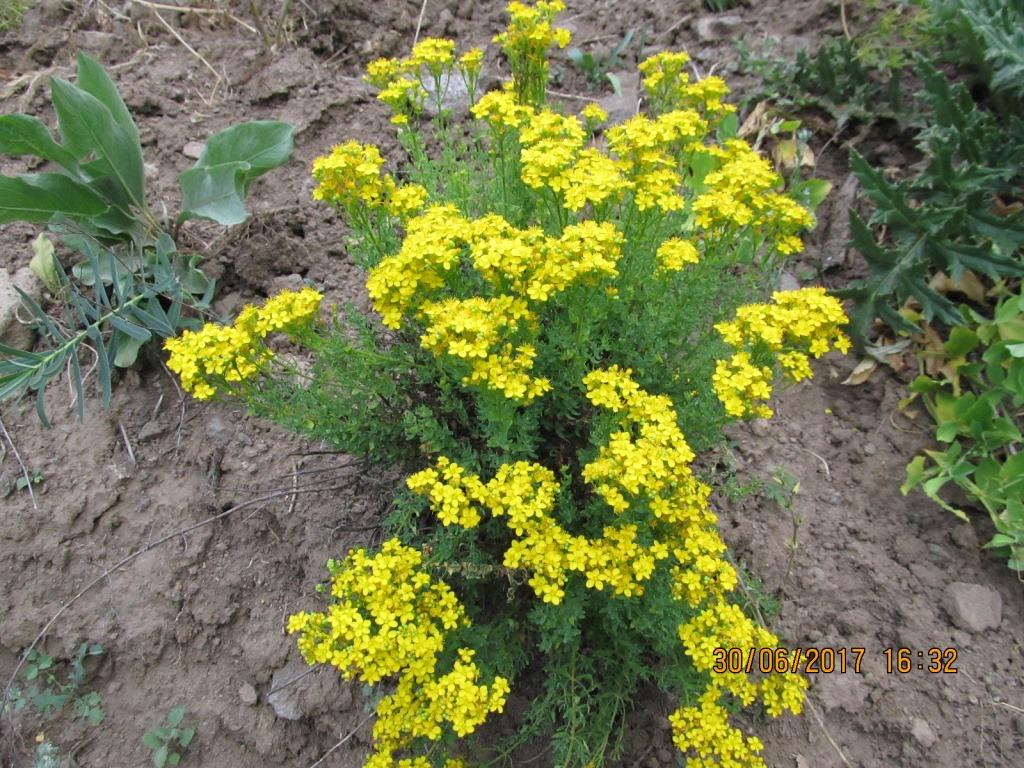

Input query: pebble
[239,682,259,706]
[943,582,1002,632]
[694,14,743,42]
[862,443,877,456]
[182,141,204,160]
[910,718,936,748]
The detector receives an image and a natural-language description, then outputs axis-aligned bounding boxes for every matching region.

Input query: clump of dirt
[0,1,1021,766]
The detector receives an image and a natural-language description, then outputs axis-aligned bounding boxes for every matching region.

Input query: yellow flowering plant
[163,2,852,766]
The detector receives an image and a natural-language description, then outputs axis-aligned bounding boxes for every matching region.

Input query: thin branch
[307,711,375,768]
[129,0,259,34]
[0,416,36,510]
[413,0,428,47]
[148,6,225,101]
[268,665,321,696]
[807,700,854,767]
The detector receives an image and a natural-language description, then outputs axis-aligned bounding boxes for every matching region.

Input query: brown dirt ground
[0,1,1021,766]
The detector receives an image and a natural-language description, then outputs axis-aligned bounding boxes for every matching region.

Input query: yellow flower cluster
[692,139,815,254]
[494,1,571,105]
[519,108,586,191]
[164,287,322,400]
[713,288,851,418]
[671,602,809,766]
[287,539,509,767]
[639,50,734,119]
[409,457,664,603]
[365,205,623,402]
[406,366,808,766]
[656,237,700,272]
[312,140,428,218]
[363,36,464,122]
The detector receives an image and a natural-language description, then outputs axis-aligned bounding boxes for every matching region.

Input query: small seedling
[142,706,195,767]
[566,29,637,92]
[5,643,105,724]
[15,470,43,492]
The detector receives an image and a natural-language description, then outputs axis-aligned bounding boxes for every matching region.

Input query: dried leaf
[929,269,986,304]
[842,357,878,385]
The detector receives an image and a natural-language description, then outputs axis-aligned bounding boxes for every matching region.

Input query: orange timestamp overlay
[712,647,960,675]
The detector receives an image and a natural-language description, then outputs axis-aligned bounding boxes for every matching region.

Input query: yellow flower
[656,238,700,272]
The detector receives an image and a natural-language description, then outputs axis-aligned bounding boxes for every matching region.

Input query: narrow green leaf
[107,315,151,342]
[0,173,107,224]
[86,325,112,407]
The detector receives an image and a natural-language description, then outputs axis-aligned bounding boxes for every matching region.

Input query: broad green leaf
[167,706,186,727]
[179,727,195,747]
[790,178,832,212]
[902,455,928,494]
[29,233,61,293]
[179,121,293,225]
[0,173,107,224]
[944,326,980,358]
[50,76,146,209]
[0,114,78,169]
[153,743,168,768]
[75,53,142,158]
[986,534,1018,549]
[112,335,144,368]
[178,161,249,226]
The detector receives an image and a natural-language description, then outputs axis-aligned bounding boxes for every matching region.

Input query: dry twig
[0,416,36,510]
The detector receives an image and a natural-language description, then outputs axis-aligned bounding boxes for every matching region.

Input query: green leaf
[107,314,152,342]
[50,76,146,209]
[986,533,1018,549]
[0,173,108,224]
[75,52,142,162]
[178,727,195,748]
[0,114,78,169]
[790,178,832,212]
[167,706,186,727]
[944,326,980,358]
[179,121,293,225]
[112,332,145,368]
[902,455,929,494]
[168,754,181,766]
[153,743,168,768]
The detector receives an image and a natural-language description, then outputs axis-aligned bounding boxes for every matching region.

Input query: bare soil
[0,1,1021,766]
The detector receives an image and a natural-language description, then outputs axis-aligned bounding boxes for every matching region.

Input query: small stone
[205,414,233,442]
[694,14,743,42]
[950,524,978,550]
[862,443,877,456]
[943,582,1002,632]
[750,419,771,437]
[422,70,473,116]
[137,420,165,442]
[183,141,204,159]
[239,683,258,706]
[0,267,44,348]
[910,718,936,748]
[777,271,800,292]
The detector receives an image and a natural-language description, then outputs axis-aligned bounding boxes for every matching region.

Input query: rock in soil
[942,582,1003,632]
[0,267,43,348]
